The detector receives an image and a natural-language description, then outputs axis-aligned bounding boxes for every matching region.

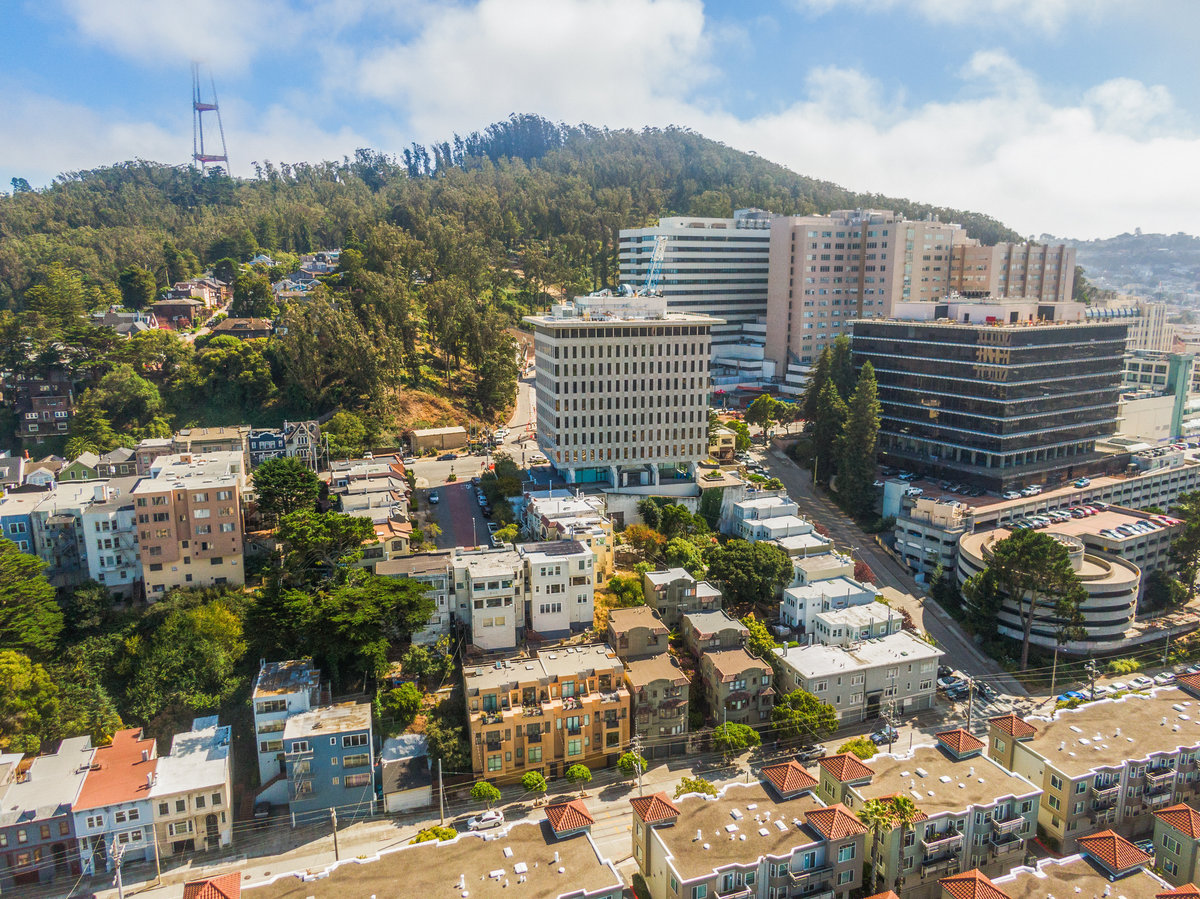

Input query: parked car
[937,665,953,679]
[402,456,418,466]
[1128,675,1154,690]
[528,454,548,465]
[904,487,924,497]
[1074,477,1091,488]
[468,810,506,831]
[1003,490,1022,500]
[869,726,899,745]
[1056,691,1087,702]
[428,491,440,504]
[1154,672,1177,686]
[253,801,272,821]
[1109,682,1128,693]
[976,682,997,701]
[796,744,826,762]
[1087,685,1113,699]
[486,521,500,533]
[937,677,962,691]
[438,452,457,461]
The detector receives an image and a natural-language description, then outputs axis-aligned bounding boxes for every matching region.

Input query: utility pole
[111,842,126,899]
[1085,660,1100,700]
[1050,644,1060,695]
[438,759,445,825]
[1164,631,1172,669]
[883,699,897,754]
[965,676,975,732]
[330,807,340,861]
[630,732,645,796]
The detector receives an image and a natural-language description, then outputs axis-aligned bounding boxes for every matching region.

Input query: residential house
[1154,804,1200,887]
[780,576,877,636]
[151,297,205,328]
[812,603,903,647]
[985,683,1200,855]
[462,644,629,780]
[60,452,100,482]
[629,775,867,899]
[726,495,821,543]
[24,455,64,488]
[680,609,748,658]
[173,427,251,471]
[0,736,94,890]
[792,551,855,587]
[452,546,525,651]
[134,438,174,475]
[132,451,245,598]
[698,648,774,727]
[376,552,453,644]
[73,728,158,874]
[0,490,41,554]
[824,731,1041,899]
[150,717,233,858]
[606,606,670,662]
[247,429,286,467]
[0,454,25,491]
[643,568,723,627]
[95,448,137,479]
[708,424,737,462]
[282,702,374,819]
[80,478,143,600]
[90,307,159,337]
[521,490,614,579]
[209,318,272,340]
[625,653,689,758]
[773,629,942,723]
[380,735,432,814]
[9,370,74,444]
[250,659,322,794]
[281,420,322,470]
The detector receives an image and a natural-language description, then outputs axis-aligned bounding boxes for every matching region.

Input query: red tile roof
[629,792,681,823]
[1158,886,1200,899]
[939,870,1011,899]
[544,798,594,834]
[989,713,1036,740]
[817,753,875,782]
[1176,673,1200,697]
[805,804,867,841]
[1155,804,1200,839]
[183,873,241,899]
[75,728,157,811]
[864,893,901,899]
[761,759,818,796]
[1076,830,1153,873]
[936,728,985,756]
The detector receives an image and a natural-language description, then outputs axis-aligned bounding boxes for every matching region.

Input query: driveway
[422,481,491,550]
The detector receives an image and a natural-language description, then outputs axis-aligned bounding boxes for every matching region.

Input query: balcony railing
[921,831,964,853]
[921,856,960,878]
[787,865,833,886]
[1093,782,1121,801]
[526,732,542,744]
[1144,790,1174,807]
[566,726,582,736]
[990,831,1023,855]
[1091,807,1118,826]
[486,740,502,752]
[1146,768,1176,787]
[715,888,752,899]
[480,711,504,725]
[992,815,1025,835]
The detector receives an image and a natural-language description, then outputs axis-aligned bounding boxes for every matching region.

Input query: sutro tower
[191,61,229,172]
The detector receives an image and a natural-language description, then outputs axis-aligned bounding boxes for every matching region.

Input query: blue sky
[3,0,1198,239]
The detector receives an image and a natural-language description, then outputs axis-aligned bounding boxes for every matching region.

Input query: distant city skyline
[3,0,1197,239]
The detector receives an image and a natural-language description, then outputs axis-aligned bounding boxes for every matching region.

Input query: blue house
[0,491,43,554]
[282,702,374,821]
[248,429,286,468]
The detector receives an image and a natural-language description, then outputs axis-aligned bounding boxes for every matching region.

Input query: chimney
[141,749,149,762]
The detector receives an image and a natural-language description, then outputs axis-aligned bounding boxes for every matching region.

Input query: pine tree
[811,380,848,487]
[801,347,832,423]
[829,334,856,401]
[836,360,882,517]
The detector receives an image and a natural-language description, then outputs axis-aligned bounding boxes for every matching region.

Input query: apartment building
[779,575,876,635]
[250,659,322,791]
[893,497,975,582]
[376,552,453,644]
[132,451,245,598]
[819,733,1040,899]
[282,702,374,819]
[0,490,42,554]
[95,448,137,479]
[619,210,774,348]
[793,551,855,586]
[1088,299,1175,353]
[30,480,105,591]
[517,540,595,638]
[150,716,233,858]
[680,609,748,658]
[173,426,251,470]
[10,370,74,444]
[812,602,903,646]
[134,438,174,475]
[852,307,1128,491]
[948,242,1075,302]
[629,776,867,899]
[725,494,821,544]
[73,729,158,875]
[625,652,690,758]
[606,606,670,661]
[1153,804,1200,887]
[80,478,142,600]
[521,490,614,579]
[985,684,1200,854]
[524,294,717,487]
[461,644,629,780]
[698,648,774,727]
[642,567,724,627]
[0,736,93,891]
[774,629,942,723]
[765,210,972,373]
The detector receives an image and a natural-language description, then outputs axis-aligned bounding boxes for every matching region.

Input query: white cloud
[1084,78,1176,134]
[792,0,1121,32]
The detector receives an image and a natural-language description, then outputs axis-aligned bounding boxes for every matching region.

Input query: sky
[3,0,1199,239]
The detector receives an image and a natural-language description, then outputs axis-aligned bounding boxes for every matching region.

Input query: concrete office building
[948,242,1075,303]
[852,304,1127,491]
[619,210,773,348]
[525,294,718,486]
[1088,298,1175,353]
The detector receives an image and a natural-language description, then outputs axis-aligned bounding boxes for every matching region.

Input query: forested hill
[0,114,1020,306]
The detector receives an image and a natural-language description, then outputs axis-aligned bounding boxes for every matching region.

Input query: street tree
[1169,492,1200,599]
[566,763,592,798]
[471,780,502,809]
[811,379,848,486]
[771,689,837,742]
[712,722,761,758]
[838,736,877,760]
[253,457,321,525]
[618,751,647,780]
[674,776,717,799]
[745,395,783,444]
[521,770,548,800]
[835,360,882,518]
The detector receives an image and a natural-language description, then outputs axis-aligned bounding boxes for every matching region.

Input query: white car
[486,522,500,533]
[1109,682,1128,693]
[1003,491,1022,500]
[468,810,505,831]
[402,457,418,466]
[1128,675,1154,690]
[1154,672,1177,686]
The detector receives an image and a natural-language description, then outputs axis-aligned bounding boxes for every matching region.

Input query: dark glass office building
[851,317,1128,491]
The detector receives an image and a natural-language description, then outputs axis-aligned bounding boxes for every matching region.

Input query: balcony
[921,831,964,853]
[1146,768,1176,788]
[526,732,542,744]
[715,888,752,899]
[992,815,1025,836]
[1093,782,1121,803]
[1144,789,1174,807]
[787,865,833,886]
[486,740,502,752]
[566,726,582,736]
[921,856,960,879]
[1091,807,1118,826]
[990,831,1024,857]
[480,711,504,725]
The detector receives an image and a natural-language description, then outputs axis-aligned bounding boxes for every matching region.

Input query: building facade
[606,606,670,662]
[642,568,723,627]
[250,659,323,791]
[698,648,774,727]
[73,729,158,874]
[282,702,374,819]
[948,242,1075,303]
[625,653,690,758]
[150,717,233,858]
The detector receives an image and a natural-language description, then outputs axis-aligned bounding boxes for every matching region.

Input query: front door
[206,814,220,849]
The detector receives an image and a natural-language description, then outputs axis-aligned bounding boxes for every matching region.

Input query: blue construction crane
[641,234,668,296]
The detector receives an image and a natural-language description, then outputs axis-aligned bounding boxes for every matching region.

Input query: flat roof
[997,509,1174,545]
[857,743,1038,817]
[517,540,589,562]
[254,659,320,698]
[135,452,243,490]
[652,781,828,880]
[774,533,829,552]
[465,644,624,693]
[0,736,93,824]
[152,717,231,797]
[246,820,622,899]
[795,553,853,575]
[816,604,902,629]
[644,568,691,587]
[774,631,942,679]
[991,855,1170,899]
[784,576,874,602]
[1019,687,1200,777]
[625,653,689,688]
[460,550,522,577]
[376,551,452,579]
[283,702,371,739]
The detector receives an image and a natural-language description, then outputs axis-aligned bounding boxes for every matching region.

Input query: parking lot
[419,480,494,550]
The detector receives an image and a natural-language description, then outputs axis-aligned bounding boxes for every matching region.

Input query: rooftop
[0,735,94,825]
[625,653,689,689]
[283,702,372,740]
[135,451,244,491]
[681,609,747,636]
[464,645,624,694]
[1018,687,1200,777]
[254,659,320,698]
[774,630,942,679]
[856,743,1038,817]
[988,854,1171,899]
[544,799,595,835]
[459,548,522,577]
[607,605,669,636]
[816,603,901,630]
[151,716,231,797]
[246,820,622,899]
[794,553,854,578]
[183,873,242,899]
[75,728,157,811]
[783,576,874,603]
[703,647,769,680]
[1154,803,1200,838]
[646,781,835,880]
[773,532,830,554]
[376,551,453,579]
[517,540,589,563]
[644,567,692,588]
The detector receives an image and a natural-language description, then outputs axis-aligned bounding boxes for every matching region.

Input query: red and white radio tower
[191,61,229,172]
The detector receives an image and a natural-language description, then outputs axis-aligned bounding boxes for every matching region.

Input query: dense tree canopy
[0,539,64,657]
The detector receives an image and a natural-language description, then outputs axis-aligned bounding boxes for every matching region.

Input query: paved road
[424,480,492,550]
[759,443,1028,698]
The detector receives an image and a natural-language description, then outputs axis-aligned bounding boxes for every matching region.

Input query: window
[158,802,170,816]
[343,733,368,748]
[212,792,223,806]
[195,795,206,809]
[1050,774,1063,791]
[837,843,856,863]
[343,753,370,769]
[1047,795,1060,811]
[568,738,582,756]
[86,814,104,829]
[291,740,310,753]
[114,809,139,823]
[1164,834,1182,854]
[1165,860,1179,876]
[1075,781,1088,795]
[260,740,283,753]
[175,799,186,813]
[488,755,502,772]
[167,821,193,837]
[345,773,372,788]
[692,887,707,899]
[838,870,853,885]
[528,746,542,763]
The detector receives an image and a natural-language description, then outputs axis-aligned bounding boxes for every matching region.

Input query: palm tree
[885,795,921,889]
[857,798,894,894]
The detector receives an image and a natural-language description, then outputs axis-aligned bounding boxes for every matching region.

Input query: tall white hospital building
[524,295,719,487]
